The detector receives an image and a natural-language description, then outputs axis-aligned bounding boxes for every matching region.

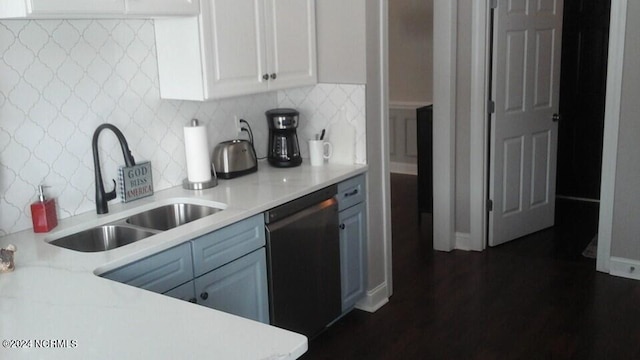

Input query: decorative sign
[118,161,154,203]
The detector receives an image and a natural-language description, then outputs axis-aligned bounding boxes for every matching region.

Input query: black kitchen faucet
[92,124,136,214]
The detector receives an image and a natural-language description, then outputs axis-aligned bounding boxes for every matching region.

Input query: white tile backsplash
[0,19,366,237]
[278,84,366,164]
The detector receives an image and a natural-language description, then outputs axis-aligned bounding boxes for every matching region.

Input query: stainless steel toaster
[212,139,258,179]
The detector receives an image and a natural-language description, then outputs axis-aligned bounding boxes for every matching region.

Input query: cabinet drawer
[102,242,194,294]
[191,214,265,277]
[337,174,366,211]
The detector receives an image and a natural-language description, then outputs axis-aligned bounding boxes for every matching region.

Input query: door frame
[434,0,627,273]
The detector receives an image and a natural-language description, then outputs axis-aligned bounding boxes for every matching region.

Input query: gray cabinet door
[101,242,194,294]
[164,280,196,303]
[191,214,265,277]
[339,202,367,312]
[194,248,270,324]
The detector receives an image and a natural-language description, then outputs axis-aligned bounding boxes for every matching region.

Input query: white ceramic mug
[308,140,333,166]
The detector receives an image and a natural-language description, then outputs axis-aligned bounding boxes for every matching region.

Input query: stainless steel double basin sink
[48,203,224,253]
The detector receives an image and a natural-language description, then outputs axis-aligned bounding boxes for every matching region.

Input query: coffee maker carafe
[266,108,302,167]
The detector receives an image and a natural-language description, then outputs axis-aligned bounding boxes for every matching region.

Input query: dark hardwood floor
[301,174,640,359]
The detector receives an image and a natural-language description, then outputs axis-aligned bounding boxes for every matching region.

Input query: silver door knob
[552,113,561,122]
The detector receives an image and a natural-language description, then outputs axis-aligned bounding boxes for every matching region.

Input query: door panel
[502,136,524,215]
[505,31,527,112]
[205,0,268,98]
[531,130,551,207]
[264,0,317,90]
[489,0,563,246]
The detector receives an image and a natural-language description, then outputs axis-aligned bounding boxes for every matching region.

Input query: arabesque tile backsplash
[0,19,365,236]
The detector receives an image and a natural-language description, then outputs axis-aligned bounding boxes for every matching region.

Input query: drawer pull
[344,189,359,197]
[200,292,209,300]
[339,224,346,230]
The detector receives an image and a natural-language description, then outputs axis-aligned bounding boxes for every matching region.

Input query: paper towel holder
[183,119,218,190]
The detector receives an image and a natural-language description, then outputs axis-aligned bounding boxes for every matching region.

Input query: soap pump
[31,185,58,233]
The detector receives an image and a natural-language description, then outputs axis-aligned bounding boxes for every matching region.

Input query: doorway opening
[554,0,611,260]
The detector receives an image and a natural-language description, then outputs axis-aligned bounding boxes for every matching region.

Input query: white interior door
[489,0,564,246]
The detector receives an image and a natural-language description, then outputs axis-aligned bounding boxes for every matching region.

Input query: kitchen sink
[49,225,157,253]
[48,202,225,252]
[125,203,223,231]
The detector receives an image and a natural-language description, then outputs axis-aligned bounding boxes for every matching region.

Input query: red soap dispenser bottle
[31,185,58,233]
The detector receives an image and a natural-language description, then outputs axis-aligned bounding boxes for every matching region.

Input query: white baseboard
[389,162,417,175]
[609,257,640,281]
[355,282,389,313]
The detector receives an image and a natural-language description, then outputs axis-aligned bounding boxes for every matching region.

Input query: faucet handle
[105,179,117,201]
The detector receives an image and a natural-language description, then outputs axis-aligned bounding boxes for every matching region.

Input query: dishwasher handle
[265,197,338,232]
[265,185,337,224]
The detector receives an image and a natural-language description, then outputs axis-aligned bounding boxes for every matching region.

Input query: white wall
[611,0,640,260]
[455,0,472,234]
[316,0,366,84]
[388,0,433,103]
[0,19,366,237]
[362,0,393,310]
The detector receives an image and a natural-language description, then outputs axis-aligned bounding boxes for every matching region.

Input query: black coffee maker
[266,108,302,167]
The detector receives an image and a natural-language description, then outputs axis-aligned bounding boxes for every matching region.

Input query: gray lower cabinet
[100,214,269,324]
[339,201,367,312]
[337,174,367,313]
[194,248,269,324]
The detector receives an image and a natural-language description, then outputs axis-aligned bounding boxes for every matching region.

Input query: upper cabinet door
[204,0,268,98]
[29,0,123,15]
[154,0,317,100]
[0,0,199,18]
[126,0,199,16]
[264,0,317,91]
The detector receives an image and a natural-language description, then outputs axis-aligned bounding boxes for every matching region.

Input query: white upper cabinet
[155,0,317,101]
[0,0,199,18]
[28,0,123,15]
[126,0,199,16]
[263,0,317,91]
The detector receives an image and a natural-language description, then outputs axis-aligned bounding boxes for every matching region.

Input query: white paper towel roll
[183,122,212,183]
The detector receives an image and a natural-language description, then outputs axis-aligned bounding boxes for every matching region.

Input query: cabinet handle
[189,298,197,304]
[200,292,209,300]
[262,74,269,81]
[339,223,345,230]
[344,189,358,197]
[270,73,277,80]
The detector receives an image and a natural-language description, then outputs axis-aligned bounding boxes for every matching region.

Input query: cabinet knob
[200,292,209,300]
[270,73,277,80]
[339,223,346,230]
[262,74,269,81]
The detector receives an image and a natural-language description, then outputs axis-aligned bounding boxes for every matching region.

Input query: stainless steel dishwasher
[265,185,341,338]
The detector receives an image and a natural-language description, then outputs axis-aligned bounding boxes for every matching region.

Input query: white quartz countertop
[0,162,367,360]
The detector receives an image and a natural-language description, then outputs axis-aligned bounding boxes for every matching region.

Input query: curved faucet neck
[92,124,136,214]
